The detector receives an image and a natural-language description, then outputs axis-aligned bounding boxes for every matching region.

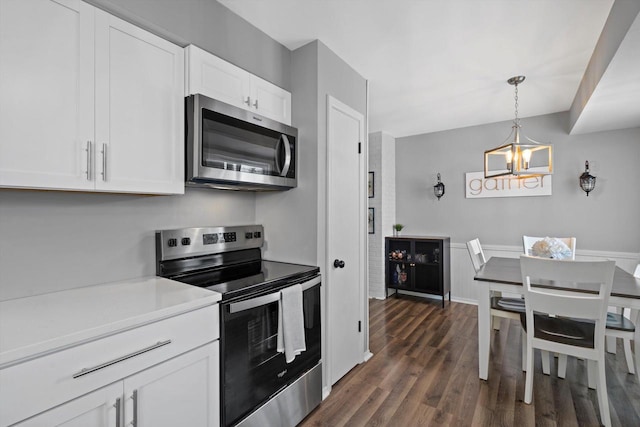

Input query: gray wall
[315,41,368,272]
[0,0,294,301]
[0,188,254,300]
[256,40,368,268]
[86,0,291,89]
[395,112,640,252]
[256,41,319,265]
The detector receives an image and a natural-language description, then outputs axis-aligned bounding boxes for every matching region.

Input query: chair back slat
[523,235,577,260]
[524,285,607,320]
[466,238,486,273]
[520,256,615,341]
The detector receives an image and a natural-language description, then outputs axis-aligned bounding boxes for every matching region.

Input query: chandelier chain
[513,83,520,126]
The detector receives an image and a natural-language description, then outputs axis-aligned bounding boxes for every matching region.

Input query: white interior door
[326,95,365,385]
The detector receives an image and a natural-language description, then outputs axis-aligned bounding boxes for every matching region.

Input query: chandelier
[484,76,553,179]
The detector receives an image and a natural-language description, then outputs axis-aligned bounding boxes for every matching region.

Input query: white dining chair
[467,239,532,372]
[522,235,577,374]
[522,235,576,259]
[467,238,525,329]
[520,255,615,427]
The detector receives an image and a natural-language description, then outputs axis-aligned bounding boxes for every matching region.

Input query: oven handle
[229,275,321,314]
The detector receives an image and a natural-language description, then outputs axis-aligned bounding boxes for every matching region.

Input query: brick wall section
[368,131,396,299]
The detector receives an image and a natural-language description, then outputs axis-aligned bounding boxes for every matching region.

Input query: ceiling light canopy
[484,76,553,179]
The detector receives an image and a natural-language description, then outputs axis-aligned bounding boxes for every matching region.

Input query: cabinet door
[250,75,292,125]
[16,382,121,427]
[94,10,184,194]
[185,45,251,109]
[0,0,94,191]
[123,342,219,427]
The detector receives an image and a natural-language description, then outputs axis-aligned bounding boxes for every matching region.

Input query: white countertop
[0,277,221,367]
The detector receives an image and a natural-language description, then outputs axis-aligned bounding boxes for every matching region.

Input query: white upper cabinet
[0,0,184,194]
[93,10,184,194]
[0,0,95,191]
[185,45,291,125]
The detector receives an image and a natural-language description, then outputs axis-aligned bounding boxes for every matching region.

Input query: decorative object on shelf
[392,224,404,237]
[484,76,553,179]
[368,207,375,234]
[368,171,374,198]
[433,173,445,200]
[579,160,596,196]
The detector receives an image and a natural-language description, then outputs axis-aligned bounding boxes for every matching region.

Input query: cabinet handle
[244,96,251,106]
[85,141,92,181]
[72,340,172,379]
[114,397,121,427]
[253,99,259,109]
[101,143,108,181]
[132,390,138,427]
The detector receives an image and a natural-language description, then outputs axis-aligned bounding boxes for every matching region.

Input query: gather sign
[465,171,552,199]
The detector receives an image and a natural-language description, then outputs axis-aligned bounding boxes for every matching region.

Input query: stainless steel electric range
[155,225,321,427]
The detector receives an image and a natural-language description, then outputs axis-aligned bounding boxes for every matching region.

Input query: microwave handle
[229,275,320,314]
[280,134,292,177]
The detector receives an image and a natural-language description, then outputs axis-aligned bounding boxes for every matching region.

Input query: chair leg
[623,337,635,374]
[558,354,567,378]
[521,330,527,372]
[524,341,534,404]
[596,359,611,427]
[492,315,500,330]
[541,350,551,375]
[606,335,616,354]
[588,360,596,390]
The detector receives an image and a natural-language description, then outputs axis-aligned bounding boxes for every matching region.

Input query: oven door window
[222,284,320,426]
[202,109,296,179]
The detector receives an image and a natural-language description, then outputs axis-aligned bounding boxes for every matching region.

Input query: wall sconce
[433,173,445,200]
[579,160,596,196]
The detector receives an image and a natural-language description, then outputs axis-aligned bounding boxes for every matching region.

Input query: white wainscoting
[450,243,640,305]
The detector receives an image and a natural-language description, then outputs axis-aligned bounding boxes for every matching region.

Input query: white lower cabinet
[15,383,122,427]
[16,343,219,427]
[123,342,219,427]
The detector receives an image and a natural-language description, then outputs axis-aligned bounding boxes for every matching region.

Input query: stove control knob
[181,237,191,246]
[168,238,177,247]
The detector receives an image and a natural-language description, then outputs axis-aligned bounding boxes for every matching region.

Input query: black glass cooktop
[205,260,319,301]
[160,248,319,302]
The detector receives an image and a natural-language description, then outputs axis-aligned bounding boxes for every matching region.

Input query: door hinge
[358,142,361,154]
[358,320,362,332]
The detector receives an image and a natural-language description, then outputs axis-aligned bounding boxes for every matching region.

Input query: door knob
[333,259,345,268]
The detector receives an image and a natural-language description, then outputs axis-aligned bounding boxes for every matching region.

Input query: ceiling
[218,0,640,138]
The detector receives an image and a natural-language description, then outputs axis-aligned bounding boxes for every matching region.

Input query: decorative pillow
[530,237,573,259]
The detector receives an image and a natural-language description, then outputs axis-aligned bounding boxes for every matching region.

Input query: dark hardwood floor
[300,296,640,426]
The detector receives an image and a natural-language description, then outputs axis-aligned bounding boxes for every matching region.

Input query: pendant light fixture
[484,76,553,179]
[579,160,596,196]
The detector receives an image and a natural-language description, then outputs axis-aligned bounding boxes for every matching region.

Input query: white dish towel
[277,284,306,363]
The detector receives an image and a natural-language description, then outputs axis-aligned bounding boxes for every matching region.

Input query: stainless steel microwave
[186,94,297,190]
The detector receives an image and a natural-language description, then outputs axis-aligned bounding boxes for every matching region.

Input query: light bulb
[522,149,532,169]
[505,150,513,170]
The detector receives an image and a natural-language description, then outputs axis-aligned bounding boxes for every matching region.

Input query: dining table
[474,256,640,380]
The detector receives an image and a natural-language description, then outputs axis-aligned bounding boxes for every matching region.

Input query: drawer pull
[72,340,172,379]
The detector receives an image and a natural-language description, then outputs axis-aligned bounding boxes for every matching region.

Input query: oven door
[186,94,297,190]
[221,276,321,427]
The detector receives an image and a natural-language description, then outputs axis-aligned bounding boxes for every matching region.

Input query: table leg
[478,284,491,380]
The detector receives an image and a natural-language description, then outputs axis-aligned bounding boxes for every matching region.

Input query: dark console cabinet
[385,236,451,308]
